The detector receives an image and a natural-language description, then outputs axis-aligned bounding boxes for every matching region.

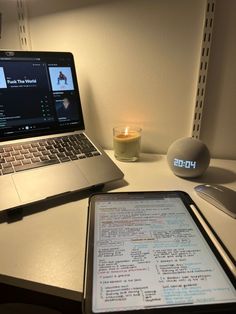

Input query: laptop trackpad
[13,163,90,203]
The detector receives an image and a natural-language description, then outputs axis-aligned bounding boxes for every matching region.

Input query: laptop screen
[0,51,85,141]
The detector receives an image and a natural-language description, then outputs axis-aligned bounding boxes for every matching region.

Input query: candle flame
[124,127,129,136]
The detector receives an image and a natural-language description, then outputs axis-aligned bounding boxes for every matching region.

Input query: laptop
[0,50,124,214]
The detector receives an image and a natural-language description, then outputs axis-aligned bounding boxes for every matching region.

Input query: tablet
[84,191,236,314]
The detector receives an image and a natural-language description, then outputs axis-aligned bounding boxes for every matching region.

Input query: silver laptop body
[0,51,123,213]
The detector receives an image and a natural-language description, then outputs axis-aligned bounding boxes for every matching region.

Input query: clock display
[173,158,197,169]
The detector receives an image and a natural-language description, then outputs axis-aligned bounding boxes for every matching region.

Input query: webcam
[5,51,15,57]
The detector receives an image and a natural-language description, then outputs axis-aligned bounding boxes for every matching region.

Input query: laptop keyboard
[0,133,101,176]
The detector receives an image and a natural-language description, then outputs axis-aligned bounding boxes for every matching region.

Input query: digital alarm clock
[173,158,197,169]
[167,137,210,178]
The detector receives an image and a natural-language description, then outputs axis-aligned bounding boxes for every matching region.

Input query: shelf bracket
[192,0,215,139]
[16,0,31,50]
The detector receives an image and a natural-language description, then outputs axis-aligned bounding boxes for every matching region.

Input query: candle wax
[113,131,141,161]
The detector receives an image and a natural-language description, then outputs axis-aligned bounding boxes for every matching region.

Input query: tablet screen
[87,192,236,313]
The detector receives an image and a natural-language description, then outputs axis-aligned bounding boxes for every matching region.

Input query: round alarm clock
[167,137,210,178]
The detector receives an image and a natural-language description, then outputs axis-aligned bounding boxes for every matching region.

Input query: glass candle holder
[113,126,142,162]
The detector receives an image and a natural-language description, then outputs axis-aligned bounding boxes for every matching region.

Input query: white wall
[0,0,20,49]
[1,0,235,159]
[26,0,205,153]
[200,0,236,159]
[4,0,234,159]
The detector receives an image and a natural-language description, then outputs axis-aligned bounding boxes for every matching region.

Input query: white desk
[0,151,235,301]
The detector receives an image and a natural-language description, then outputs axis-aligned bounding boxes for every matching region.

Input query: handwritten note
[92,197,236,312]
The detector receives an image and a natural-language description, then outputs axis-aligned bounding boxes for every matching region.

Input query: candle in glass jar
[113,126,142,162]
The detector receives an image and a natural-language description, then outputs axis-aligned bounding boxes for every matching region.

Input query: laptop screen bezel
[0,50,85,142]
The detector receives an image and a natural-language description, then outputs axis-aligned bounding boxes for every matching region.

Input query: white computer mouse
[194,184,236,219]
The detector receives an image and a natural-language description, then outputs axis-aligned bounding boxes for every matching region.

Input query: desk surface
[0,151,235,301]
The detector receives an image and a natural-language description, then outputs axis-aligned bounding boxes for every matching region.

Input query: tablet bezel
[83,191,236,314]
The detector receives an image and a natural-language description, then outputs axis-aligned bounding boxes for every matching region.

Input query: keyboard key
[5,156,15,162]
[20,149,28,154]
[12,160,22,166]
[58,148,66,153]
[4,147,13,152]
[40,156,49,161]
[42,150,50,156]
[31,157,40,163]
[14,159,60,172]
[59,156,70,163]
[29,147,38,153]
[70,155,78,160]
[13,145,22,150]
[38,147,46,152]
[22,144,31,149]
[57,153,66,158]
[25,153,33,159]
[2,167,14,175]
[11,151,20,156]
[2,152,11,157]
[31,143,39,148]
[45,145,53,150]
[2,162,12,168]
[15,155,24,160]
[22,159,31,164]
[33,152,42,157]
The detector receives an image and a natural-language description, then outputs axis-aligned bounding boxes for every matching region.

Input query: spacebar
[14,160,60,172]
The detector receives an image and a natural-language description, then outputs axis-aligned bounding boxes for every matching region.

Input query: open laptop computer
[0,50,123,214]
